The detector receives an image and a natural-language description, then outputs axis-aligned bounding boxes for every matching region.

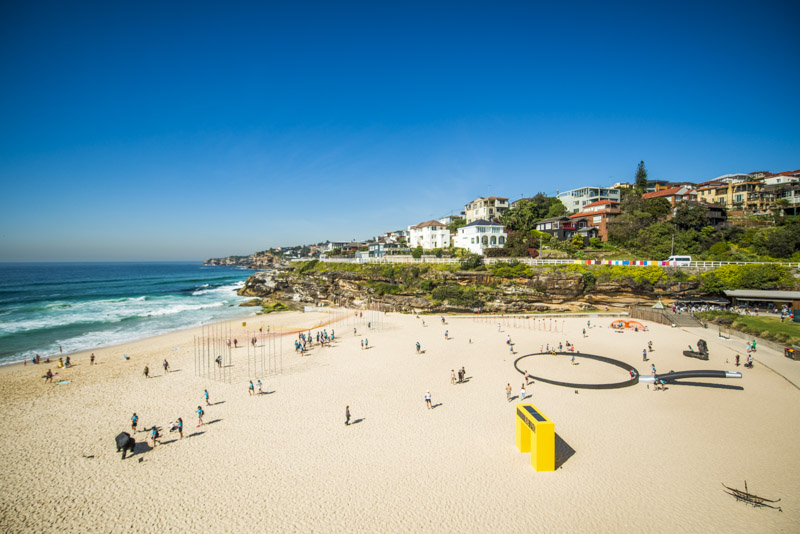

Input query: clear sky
[1,1,798,261]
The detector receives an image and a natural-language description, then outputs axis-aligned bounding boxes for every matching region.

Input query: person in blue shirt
[196,406,204,426]
[131,413,138,433]
[151,426,159,447]
[204,389,210,406]
[248,381,254,396]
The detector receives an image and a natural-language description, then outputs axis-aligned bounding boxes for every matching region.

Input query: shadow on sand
[555,433,576,469]
[669,381,744,391]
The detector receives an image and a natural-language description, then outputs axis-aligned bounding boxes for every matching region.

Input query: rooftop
[411,220,446,229]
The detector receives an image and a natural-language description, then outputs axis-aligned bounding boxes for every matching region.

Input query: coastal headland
[1,309,798,532]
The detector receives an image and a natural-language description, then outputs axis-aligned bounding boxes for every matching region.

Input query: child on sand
[151,426,159,447]
[45,369,53,383]
[90,353,95,365]
[451,370,456,385]
[425,391,432,409]
[248,381,255,396]
[131,413,138,433]
[196,406,204,426]
[143,366,149,378]
[257,380,263,394]
[520,384,526,400]
[345,406,351,426]
[506,383,512,401]
[416,342,421,353]
[163,359,170,373]
[204,389,210,405]
[177,418,183,439]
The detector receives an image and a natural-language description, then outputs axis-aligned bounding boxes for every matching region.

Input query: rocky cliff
[237,265,684,313]
[204,252,286,270]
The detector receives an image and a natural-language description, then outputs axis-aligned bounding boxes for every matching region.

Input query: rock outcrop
[236,266,669,313]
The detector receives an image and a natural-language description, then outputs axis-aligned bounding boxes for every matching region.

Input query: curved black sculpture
[642,370,742,384]
[513,352,639,390]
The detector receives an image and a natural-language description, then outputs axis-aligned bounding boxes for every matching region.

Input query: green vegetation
[697,311,800,346]
[431,284,482,308]
[259,302,289,314]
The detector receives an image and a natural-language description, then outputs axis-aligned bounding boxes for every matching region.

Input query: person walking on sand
[204,389,210,406]
[735,354,740,366]
[151,425,160,447]
[444,330,448,340]
[90,353,95,365]
[365,338,369,349]
[257,379,263,394]
[642,348,647,361]
[234,338,238,348]
[131,413,138,433]
[216,355,222,368]
[451,370,456,385]
[506,383,512,401]
[196,406,204,426]
[416,342,421,353]
[520,384,526,400]
[45,369,53,383]
[648,341,653,352]
[345,405,351,426]
[177,417,183,439]
[248,381,255,396]
[425,390,432,409]
[361,340,364,350]
[353,328,357,336]
[163,359,170,373]
[143,365,149,378]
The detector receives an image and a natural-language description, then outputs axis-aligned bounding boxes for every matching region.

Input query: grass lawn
[698,311,800,346]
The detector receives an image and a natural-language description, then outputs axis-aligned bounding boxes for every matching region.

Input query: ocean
[0,262,255,365]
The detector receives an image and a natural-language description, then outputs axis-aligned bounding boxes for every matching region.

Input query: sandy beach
[1,309,799,533]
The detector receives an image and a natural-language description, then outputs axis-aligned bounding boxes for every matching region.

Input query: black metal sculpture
[683,339,709,360]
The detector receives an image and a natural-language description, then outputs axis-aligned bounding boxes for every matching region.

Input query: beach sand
[1,310,799,533]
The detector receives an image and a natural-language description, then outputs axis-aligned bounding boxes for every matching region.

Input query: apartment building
[464,197,509,223]
[557,187,621,214]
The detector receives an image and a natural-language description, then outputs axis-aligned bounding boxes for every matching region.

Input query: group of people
[450,367,467,385]
[129,411,185,449]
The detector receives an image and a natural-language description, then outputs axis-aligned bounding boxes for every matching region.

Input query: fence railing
[293,256,800,269]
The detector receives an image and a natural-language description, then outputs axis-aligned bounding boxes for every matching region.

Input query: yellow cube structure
[515,404,555,471]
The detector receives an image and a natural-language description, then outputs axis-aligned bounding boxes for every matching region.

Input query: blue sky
[1,1,798,261]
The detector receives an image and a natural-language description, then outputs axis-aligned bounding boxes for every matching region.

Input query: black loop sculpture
[513,352,639,390]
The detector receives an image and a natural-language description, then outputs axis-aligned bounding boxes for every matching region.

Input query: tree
[411,246,423,259]
[634,160,648,194]
[546,199,567,218]
[447,218,466,233]
[570,233,585,249]
[500,199,538,233]
[673,203,711,231]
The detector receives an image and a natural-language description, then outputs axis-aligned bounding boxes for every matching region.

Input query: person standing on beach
[642,348,647,361]
[151,425,160,447]
[425,391,432,409]
[451,370,456,385]
[204,389,210,405]
[131,413,138,433]
[90,353,95,365]
[45,369,53,383]
[360,340,364,350]
[735,354,740,366]
[345,405,351,426]
[416,342,421,353]
[365,338,369,349]
[177,418,183,439]
[520,384,526,400]
[196,406,204,426]
[257,379,263,394]
[353,328,357,336]
[234,339,238,348]
[444,330,448,340]
[143,366,149,378]
[524,371,530,385]
[248,381,255,396]
[506,383,512,401]
[163,359,170,373]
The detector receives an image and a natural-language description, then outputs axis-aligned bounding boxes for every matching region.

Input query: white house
[408,220,450,249]
[455,219,507,254]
